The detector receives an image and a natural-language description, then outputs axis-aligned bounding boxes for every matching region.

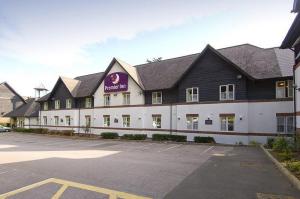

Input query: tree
[146,57,162,63]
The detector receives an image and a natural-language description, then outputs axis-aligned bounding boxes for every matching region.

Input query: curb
[260,145,300,191]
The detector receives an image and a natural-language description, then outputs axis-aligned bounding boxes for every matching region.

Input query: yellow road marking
[0,178,152,199]
[52,184,68,199]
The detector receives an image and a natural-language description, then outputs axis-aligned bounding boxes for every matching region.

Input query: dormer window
[186,88,198,102]
[66,99,72,109]
[85,97,92,108]
[43,102,48,111]
[276,80,293,99]
[54,100,60,109]
[152,92,162,104]
[219,84,235,100]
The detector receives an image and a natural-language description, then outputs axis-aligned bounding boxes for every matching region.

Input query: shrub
[49,130,60,135]
[194,136,215,143]
[60,130,74,136]
[122,134,147,140]
[286,161,300,173]
[101,132,119,139]
[170,135,187,142]
[276,150,293,161]
[152,134,187,142]
[152,134,171,141]
[266,138,275,149]
[14,128,33,133]
[273,137,290,152]
[249,140,260,146]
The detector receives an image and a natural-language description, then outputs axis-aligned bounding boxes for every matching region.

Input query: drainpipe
[170,103,172,135]
[290,47,297,149]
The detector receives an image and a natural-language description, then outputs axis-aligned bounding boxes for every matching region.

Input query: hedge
[194,136,215,143]
[121,134,147,140]
[152,134,187,142]
[101,132,119,139]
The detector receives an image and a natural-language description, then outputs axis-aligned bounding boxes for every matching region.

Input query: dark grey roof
[5,98,40,117]
[37,93,50,102]
[135,44,294,90]
[74,72,104,97]
[281,14,300,48]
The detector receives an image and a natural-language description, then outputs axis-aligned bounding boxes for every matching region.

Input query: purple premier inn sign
[104,72,128,93]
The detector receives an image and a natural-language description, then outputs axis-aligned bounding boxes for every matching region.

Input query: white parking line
[158,144,182,152]
[199,146,214,156]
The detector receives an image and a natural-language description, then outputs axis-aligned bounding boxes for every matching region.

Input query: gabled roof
[135,44,294,90]
[0,82,26,103]
[5,98,40,117]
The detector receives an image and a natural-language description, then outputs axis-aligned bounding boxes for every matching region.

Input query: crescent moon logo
[111,73,120,85]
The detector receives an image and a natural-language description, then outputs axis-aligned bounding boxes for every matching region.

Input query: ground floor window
[103,115,110,127]
[277,115,294,133]
[152,115,161,128]
[186,114,199,130]
[220,114,235,131]
[18,118,25,128]
[122,115,130,128]
[43,116,47,125]
[54,116,59,126]
[65,116,71,126]
[85,115,91,127]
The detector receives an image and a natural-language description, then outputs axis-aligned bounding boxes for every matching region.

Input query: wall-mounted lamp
[237,75,242,79]
[207,116,210,120]
[177,117,180,120]
[239,115,243,121]
[138,117,142,120]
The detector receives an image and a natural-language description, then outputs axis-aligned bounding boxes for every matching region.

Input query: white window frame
[43,116,47,125]
[104,95,110,106]
[54,116,59,126]
[43,102,48,111]
[287,80,294,98]
[85,98,92,108]
[85,115,91,127]
[66,99,72,109]
[65,116,71,126]
[152,115,161,128]
[277,115,294,133]
[276,80,293,99]
[220,116,235,131]
[54,100,60,110]
[123,93,130,105]
[186,87,198,102]
[152,92,162,104]
[186,115,199,130]
[103,115,110,127]
[122,115,130,128]
[219,84,235,101]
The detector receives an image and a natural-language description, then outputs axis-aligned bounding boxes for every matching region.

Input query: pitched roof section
[0,82,26,103]
[60,77,81,97]
[74,72,104,97]
[5,98,40,117]
[281,14,300,48]
[135,44,294,90]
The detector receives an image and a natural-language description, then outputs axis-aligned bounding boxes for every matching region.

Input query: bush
[49,130,60,135]
[152,134,187,142]
[266,138,275,149]
[286,161,300,173]
[121,134,147,140]
[152,134,171,141]
[194,136,215,143]
[249,140,260,146]
[276,150,293,161]
[14,128,33,133]
[101,132,119,139]
[170,135,187,142]
[273,137,290,152]
[60,130,74,136]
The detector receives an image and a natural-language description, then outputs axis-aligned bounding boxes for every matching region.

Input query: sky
[0,0,297,96]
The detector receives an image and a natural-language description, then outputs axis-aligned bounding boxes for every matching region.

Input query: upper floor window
[152,115,161,128]
[65,116,71,126]
[66,99,72,109]
[104,94,110,106]
[85,97,92,108]
[54,100,60,109]
[276,80,293,99]
[54,116,59,126]
[186,87,198,102]
[277,115,294,133]
[123,93,130,105]
[122,115,130,128]
[152,92,162,104]
[219,84,235,100]
[103,115,110,127]
[43,116,47,125]
[43,102,48,111]
[85,115,91,127]
[186,114,199,130]
[220,114,235,131]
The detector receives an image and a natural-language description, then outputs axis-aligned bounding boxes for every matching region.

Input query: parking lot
[0,132,299,199]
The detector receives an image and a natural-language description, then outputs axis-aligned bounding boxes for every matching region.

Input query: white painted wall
[94,62,145,107]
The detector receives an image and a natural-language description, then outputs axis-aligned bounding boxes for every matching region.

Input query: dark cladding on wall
[49,80,74,109]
